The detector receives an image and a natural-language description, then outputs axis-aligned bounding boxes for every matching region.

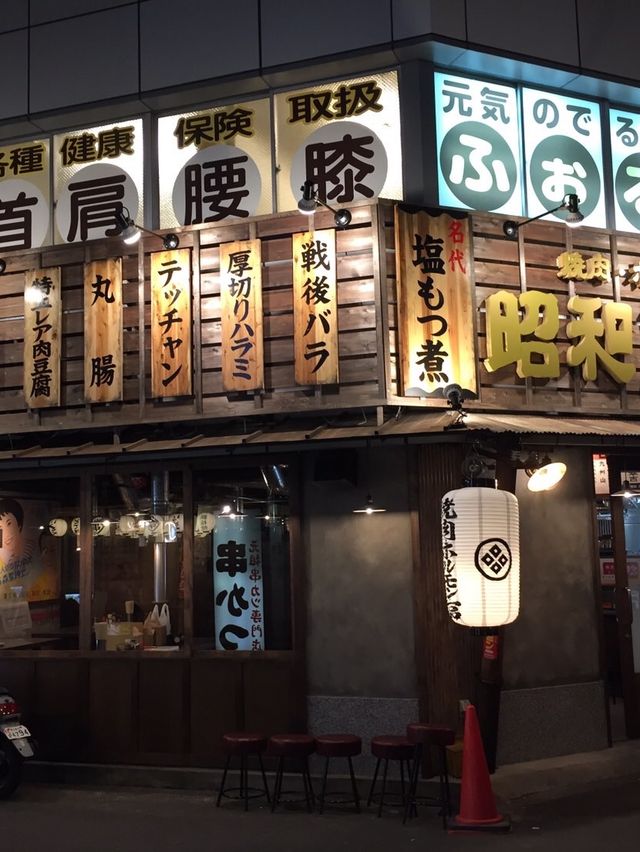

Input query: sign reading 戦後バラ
[610,107,640,234]
[292,229,338,385]
[84,259,123,403]
[276,71,401,214]
[150,249,192,398]
[213,515,264,651]
[522,88,606,229]
[23,268,61,408]
[395,207,477,399]
[434,72,522,216]
[0,139,51,250]
[54,120,143,244]
[220,240,264,392]
[157,99,272,227]
[484,290,635,384]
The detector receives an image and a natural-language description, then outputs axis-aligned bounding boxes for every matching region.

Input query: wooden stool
[268,734,316,812]
[315,734,362,813]
[367,735,414,817]
[217,731,270,811]
[404,723,455,827]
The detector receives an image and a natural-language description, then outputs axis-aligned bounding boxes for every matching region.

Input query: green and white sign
[610,107,640,234]
[435,71,522,215]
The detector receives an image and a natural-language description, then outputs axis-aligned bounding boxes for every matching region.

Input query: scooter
[0,686,34,799]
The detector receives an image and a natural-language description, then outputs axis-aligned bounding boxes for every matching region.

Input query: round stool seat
[315,734,362,758]
[222,731,268,754]
[371,735,413,761]
[269,733,316,757]
[406,723,455,748]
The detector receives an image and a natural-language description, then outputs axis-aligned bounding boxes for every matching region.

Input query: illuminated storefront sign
[157,100,272,227]
[484,290,634,383]
[434,71,522,215]
[610,107,640,234]
[275,71,402,213]
[150,249,192,398]
[0,139,51,250]
[54,120,144,244]
[522,88,606,229]
[23,268,61,408]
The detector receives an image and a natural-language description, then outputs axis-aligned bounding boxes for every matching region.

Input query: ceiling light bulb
[527,462,567,492]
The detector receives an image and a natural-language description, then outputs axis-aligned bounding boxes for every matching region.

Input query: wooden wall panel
[137,660,189,759]
[88,659,137,761]
[190,658,243,767]
[34,659,88,761]
[243,658,305,735]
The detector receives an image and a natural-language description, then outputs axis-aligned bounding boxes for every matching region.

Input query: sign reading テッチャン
[395,207,477,399]
[150,249,192,398]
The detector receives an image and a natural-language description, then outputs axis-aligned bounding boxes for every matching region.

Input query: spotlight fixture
[0,259,6,274]
[352,494,386,515]
[114,207,180,250]
[524,452,567,493]
[502,193,584,239]
[443,383,468,431]
[297,180,352,228]
[611,479,634,498]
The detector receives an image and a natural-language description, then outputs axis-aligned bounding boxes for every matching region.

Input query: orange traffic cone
[448,704,510,833]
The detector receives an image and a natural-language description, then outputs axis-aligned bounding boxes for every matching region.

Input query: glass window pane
[0,478,80,650]
[92,471,183,652]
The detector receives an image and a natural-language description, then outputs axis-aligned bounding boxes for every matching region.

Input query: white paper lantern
[48,518,68,537]
[71,517,80,536]
[118,515,136,535]
[195,512,216,537]
[441,487,520,628]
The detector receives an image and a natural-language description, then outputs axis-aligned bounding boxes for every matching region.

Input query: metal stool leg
[271,756,284,812]
[367,758,381,807]
[258,752,271,804]
[241,755,249,812]
[377,758,389,818]
[348,756,360,813]
[304,758,315,811]
[216,753,231,807]
[403,745,421,824]
[440,746,451,828]
[319,756,330,814]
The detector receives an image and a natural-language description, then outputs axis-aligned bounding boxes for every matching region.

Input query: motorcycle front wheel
[0,740,21,799]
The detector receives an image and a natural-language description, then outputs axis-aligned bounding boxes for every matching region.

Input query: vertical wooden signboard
[24,267,62,408]
[84,258,123,403]
[292,228,338,385]
[151,249,192,398]
[220,239,264,392]
[395,208,477,398]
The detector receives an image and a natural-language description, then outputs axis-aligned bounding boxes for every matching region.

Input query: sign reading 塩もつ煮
[395,207,477,399]
[54,120,143,245]
[157,100,272,228]
[275,71,402,214]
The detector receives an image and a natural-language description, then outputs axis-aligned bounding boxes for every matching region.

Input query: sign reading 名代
[522,88,606,229]
[213,515,264,651]
[395,207,477,399]
[276,71,402,214]
[484,290,634,384]
[23,268,61,408]
[292,229,338,385]
[157,99,272,227]
[150,249,192,398]
[219,239,264,392]
[84,259,123,403]
[434,71,522,216]
[54,119,143,244]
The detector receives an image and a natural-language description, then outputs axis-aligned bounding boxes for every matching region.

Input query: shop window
[193,463,292,651]
[92,471,183,652]
[0,477,80,651]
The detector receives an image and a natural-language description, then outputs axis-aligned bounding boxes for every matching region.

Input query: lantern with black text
[442,488,520,628]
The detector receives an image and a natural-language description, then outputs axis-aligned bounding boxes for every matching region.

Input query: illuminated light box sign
[275,71,402,214]
[157,99,273,228]
[53,119,144,245]
[522,88,606,229]
[434,71,522,216]
[0,138,51,250]
[610,107,640,234]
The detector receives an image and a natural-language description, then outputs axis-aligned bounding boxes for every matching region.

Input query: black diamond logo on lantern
[474,537,512,581]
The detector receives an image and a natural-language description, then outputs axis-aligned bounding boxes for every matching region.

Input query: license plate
[2,725,30,740]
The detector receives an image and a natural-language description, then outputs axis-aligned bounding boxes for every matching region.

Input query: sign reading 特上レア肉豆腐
[275,71,401,214]
[54,120,143,245]
[157,100,272,228]
[435,71,522,216]
[522,88,606,229]
[23,268,61,408]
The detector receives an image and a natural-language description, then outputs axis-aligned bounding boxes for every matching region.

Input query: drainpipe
[152,472,168,604]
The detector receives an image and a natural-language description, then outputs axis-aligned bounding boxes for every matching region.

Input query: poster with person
[0,497,60,602]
